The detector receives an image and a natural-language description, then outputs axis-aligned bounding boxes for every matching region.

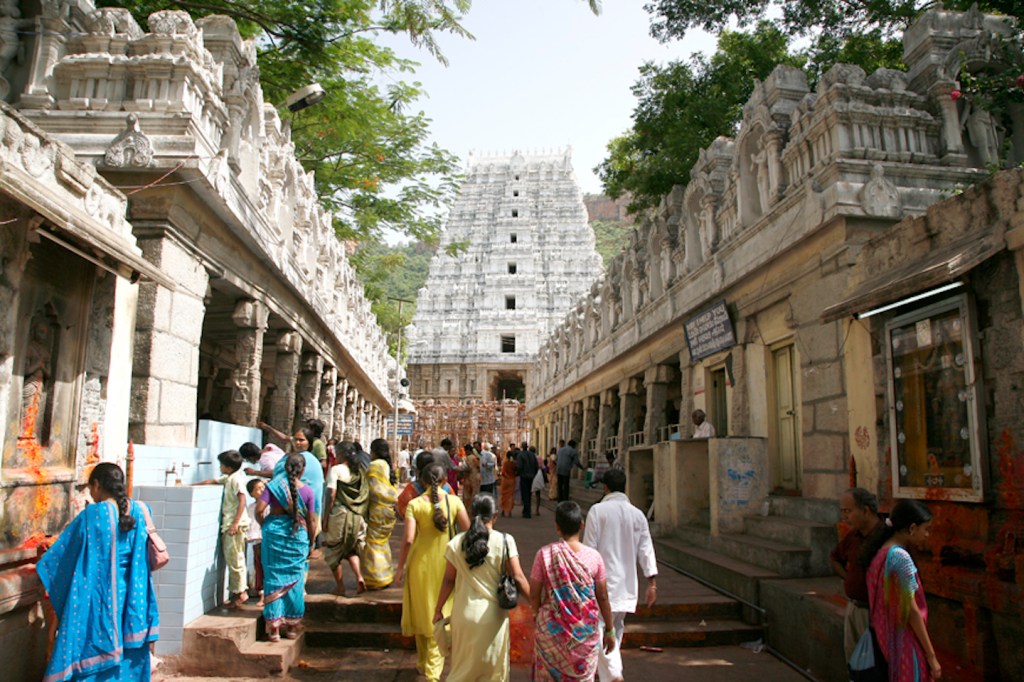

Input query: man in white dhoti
[583,468,658,682]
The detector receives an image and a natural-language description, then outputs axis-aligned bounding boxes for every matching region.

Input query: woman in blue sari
[256,452,316,641]
[36,462,159,682]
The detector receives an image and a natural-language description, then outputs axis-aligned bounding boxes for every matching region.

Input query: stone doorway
[489,370,525,402]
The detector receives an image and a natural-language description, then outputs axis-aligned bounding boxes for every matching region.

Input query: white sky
[379,0,718,196]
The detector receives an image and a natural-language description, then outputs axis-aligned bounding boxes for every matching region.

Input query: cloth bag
[433,616,452,657]
[848,626,888,682]
[496,533,518,609]
[139,502,170,570]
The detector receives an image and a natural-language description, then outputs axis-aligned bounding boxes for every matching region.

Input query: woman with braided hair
[434,493,530,682]
[36,462,159,681]
[396,464,470,682]
[256,453,317,641]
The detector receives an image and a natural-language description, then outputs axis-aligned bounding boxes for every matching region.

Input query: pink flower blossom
[1016,74,1024,88]
[951,89,962,100]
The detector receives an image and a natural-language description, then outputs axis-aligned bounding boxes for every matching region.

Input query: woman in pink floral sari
[860,499,942,681]
[530,501,615,681]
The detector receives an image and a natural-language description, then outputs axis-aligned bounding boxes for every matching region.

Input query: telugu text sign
[684,301,736,361]
[385,414,416,436]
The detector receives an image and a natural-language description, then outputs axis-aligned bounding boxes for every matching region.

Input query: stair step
[710,531,811,577]
[765,496,840,525]
[305,622,416,650]
[654,537,779,609]
[178,612,304,676]
[304,594,403,622]
[636,596,741,622]
[743,515,838,576]
[743,514,835,547]
[622,619,763,648]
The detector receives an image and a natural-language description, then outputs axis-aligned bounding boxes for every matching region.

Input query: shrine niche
[3,237,93,474]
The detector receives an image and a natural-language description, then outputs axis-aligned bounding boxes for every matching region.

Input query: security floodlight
[285,83,326,112]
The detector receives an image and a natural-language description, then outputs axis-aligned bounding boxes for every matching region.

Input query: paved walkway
[156,490,808,681]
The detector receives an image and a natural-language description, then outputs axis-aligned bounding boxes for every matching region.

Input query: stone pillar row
[227,302,381,443]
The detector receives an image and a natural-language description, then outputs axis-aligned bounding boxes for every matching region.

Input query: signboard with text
[385,414,416,436]
[684,300,737,361]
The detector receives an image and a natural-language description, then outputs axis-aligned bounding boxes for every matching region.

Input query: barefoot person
[323,440,370,595]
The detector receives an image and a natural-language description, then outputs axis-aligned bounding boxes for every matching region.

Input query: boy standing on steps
[196,449,250,609]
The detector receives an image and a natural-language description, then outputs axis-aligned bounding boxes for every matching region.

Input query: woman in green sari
[362,438,400,589]
[323,440,369,595]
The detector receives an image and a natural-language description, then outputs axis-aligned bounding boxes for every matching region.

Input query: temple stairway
[173,496,764,676]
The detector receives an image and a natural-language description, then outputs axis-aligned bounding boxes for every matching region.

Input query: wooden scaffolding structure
[411,398,529,451]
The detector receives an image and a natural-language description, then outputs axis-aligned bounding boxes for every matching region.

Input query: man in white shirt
[396,446,411,482]
[478,442,497,495]
[692,409,716,439]
[583,468,658,682]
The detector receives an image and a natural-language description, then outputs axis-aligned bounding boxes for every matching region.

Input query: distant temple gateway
[405,148,603,409]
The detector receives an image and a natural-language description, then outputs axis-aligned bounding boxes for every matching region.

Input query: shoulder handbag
[138,501,170,571]
[445,495,455,540]
[496,533,519,609]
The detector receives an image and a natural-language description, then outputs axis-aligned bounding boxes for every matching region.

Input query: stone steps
[654,536,780,610]
[304,617,762,651]
[177,610,304,677]
[743,514,837,575]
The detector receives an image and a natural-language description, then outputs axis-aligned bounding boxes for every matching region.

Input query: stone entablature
[407,149,603,374]
[2,2,389,398]
[534,8,1016,403]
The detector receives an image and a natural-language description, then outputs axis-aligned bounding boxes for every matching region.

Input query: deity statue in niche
[960,100,1002,167]
[750,139,771,215]
[21,306,59,444]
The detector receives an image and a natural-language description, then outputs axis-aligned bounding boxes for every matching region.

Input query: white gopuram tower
[406,148,603,405]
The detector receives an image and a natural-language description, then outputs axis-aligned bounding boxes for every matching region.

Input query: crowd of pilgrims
[34,416,944,682]
[33,417,624,682]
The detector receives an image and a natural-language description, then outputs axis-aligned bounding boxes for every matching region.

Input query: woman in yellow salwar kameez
[397,464,470,682]
[435,493,530,682]
[361,438,399,589]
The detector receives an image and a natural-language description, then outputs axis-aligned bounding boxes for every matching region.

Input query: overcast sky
[379,1,717,196]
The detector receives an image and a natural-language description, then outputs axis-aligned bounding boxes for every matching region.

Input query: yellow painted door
[773,345,801,491]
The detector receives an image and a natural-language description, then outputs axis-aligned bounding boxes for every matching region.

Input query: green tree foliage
[590,218,635,267]
[597,23,805,213]
[351,240,434,356]
[644,0,1019,44]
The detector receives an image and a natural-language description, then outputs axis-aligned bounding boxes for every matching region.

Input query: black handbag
[496,533,518,609]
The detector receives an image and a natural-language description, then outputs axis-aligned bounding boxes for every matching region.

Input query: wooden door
[772,345,801,491]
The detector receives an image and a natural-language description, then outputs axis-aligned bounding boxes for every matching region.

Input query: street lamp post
[390,297,413,465]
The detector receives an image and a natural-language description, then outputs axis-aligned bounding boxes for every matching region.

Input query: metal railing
[657,423,681,442]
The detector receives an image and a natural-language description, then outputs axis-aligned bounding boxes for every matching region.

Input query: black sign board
[684,300,736,361]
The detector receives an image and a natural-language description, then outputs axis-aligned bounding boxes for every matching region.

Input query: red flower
[1017,74,1024,88]
[951,89,962,100]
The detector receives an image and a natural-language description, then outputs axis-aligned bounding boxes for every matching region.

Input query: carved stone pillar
[319,366,337,439]
[343,387,358,440]
[643,364,673,444]
[728,349,749,437]
[678,348,694,435]
[580,395,600,466]
[933,81,967,161]
[617,378,644,451]
[295,351,323,427]
[228,299,267,425]
[19,15,65,108]
[269,331,303,438]
[597,388,618,454]
[569,401,584,446]
[331,378,348,440]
